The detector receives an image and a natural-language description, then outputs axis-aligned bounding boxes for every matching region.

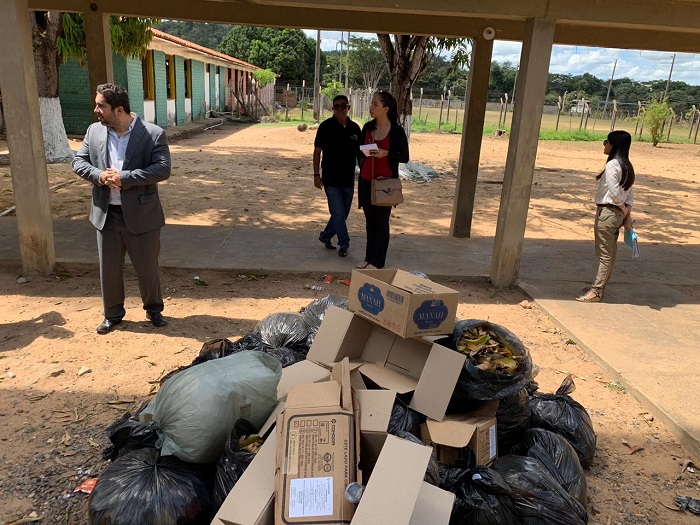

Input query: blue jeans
[320,185,354,249]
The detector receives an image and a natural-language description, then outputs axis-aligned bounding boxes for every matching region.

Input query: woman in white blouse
[577,130,635,303]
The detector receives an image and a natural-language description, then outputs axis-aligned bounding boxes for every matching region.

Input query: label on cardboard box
[289,477,334,518]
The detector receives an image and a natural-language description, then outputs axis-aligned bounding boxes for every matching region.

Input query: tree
[153,21,230,49]
[32,12,155,162]
[348,36,387,91]
[376,34,471,132]
[644,97,671,146]
[218,27,317,84]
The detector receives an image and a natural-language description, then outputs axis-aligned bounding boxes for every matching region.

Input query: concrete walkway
[1,118,698,459]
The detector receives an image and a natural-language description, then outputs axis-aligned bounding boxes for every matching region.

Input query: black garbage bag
[254,312,309,349]
[439,465,521,525]
[451,320,533,402]
[300,294,349,333]
[528,375,597,469]
[492,454,588,525]
[102,410,158,462]
[387,399,426,439]
[211,419,261,515]
[263,346,307,368]
[496,388,531,456]
[192,338,239,365]
[393,430,440,486]
[512,428,587,506]
[88,447,212,525]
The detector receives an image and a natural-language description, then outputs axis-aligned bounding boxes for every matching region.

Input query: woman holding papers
[577,130,635,303]
[356,92,409,269]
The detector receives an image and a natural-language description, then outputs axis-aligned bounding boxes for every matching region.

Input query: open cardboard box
[275,359,360,525]
[348,269,459,338]
[307,306,465,421]
[421,401,499,466]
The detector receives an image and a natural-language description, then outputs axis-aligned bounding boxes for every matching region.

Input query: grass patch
[539,130,608,142]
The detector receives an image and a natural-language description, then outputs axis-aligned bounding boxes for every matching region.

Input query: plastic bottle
[345,482,365,506]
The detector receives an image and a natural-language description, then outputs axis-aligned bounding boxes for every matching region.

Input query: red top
[360,133,392,181]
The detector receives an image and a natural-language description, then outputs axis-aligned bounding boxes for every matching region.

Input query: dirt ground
[0,125,699,525]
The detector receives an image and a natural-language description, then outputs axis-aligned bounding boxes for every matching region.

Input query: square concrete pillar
[450,33,494,238]
[491,17,555,287]
[0,0,55,275]
[84,8,114,107]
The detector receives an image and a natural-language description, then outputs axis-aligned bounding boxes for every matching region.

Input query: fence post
[438,95,445,131]
[446,89,452,126]
[418,88,424,121]
[638,106,645,138]
[583,101,590,130]
[610,100,618,131]
[498,97,504,129]
[694,109,700,144]
[688,105,697,140]
[634,101,642,137]
[578,99,586,130]
[555,96,562,131]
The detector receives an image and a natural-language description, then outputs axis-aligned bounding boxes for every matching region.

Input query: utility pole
[602,59,617,119]
[663,53,676,101]
[313,30,321,121]
[345,31,350,91]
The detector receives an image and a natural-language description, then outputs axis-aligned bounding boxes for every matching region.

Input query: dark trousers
[97,205,164,321]
[320,184,354,249]
[359,177,392,268]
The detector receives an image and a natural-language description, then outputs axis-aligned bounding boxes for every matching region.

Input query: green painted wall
[58,60,93,135]
[209,64,216,111]
[191,60,206,120]
[153,50,167,127]
[219,67,227,112]
[175,56,186,125]
[125,57,145,119]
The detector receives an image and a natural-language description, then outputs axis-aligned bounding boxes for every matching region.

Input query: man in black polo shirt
[313,95,361,257]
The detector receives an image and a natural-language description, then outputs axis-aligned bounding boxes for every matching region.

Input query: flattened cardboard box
[421,401,499,466]
[348,269,459,338]
[275,360,359,525]
[307,306,465,422]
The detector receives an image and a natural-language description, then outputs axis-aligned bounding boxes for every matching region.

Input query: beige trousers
[592,206,624,295]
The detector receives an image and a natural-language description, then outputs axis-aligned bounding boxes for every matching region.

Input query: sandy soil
[0,125,699,524]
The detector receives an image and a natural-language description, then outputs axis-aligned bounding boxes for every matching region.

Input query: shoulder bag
[369,131,403,206]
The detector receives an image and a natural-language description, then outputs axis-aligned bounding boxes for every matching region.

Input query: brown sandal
[356,261,369,269]
[576,290,601,303]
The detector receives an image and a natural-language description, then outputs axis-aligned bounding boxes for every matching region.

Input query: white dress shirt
[595,158,634,207]
[106,115,137,205]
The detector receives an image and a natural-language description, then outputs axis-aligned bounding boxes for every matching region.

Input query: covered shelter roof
[2,0,699,284]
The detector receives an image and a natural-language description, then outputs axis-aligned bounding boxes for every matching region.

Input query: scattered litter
[193,275,208,286]
[518,300,533,309]
[77,366,91,377]
[2,511,43,525]
[337,278,351,286]
[320,274,333,284]
[16,276,29,284]
[6,371,16,379]
[398,161,440,182]
[677,459,696,479]
[304,284,324,292]
[675,495,700,515]
[74,477,98,494]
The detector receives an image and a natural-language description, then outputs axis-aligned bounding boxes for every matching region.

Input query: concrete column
[84,8,114,105]
[491,17,555,287]
[0,0,55,275]
[450,34,494,238]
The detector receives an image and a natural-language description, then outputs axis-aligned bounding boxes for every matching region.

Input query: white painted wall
[204,71,210,112]
[185,98,192,122]
[144,100,156,124]
[215,71,220,110]
[167,99,176,127]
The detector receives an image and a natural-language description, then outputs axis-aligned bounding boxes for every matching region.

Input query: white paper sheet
[360,143,379,156]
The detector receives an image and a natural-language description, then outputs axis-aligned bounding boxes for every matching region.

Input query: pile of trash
[85,284,604,525]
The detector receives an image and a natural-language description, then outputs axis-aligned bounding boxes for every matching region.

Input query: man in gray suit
[72,83,170,334]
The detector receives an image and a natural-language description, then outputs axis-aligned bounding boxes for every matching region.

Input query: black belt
[108,204,122,211]
[597,204,621,210]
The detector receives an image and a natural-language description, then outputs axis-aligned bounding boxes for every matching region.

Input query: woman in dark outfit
[356,92,409,269]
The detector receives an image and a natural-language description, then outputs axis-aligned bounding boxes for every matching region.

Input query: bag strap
[370,130,375,180]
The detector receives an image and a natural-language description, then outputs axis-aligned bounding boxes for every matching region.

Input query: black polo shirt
[314,116,361,187]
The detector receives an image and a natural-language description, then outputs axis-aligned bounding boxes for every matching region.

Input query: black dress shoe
[319,237,335,250]
[96,318,122,334]
[338,247,348,257]
[147,312,168,327]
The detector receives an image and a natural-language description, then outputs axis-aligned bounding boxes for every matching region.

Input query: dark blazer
[357,120,409,179]
[72,116,171,234]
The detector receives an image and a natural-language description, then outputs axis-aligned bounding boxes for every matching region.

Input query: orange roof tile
[150,28,259,70]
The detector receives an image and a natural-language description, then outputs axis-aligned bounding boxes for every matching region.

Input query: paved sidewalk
[1,215,698,459]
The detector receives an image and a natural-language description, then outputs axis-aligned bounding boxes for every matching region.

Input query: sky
[305,30,700,85]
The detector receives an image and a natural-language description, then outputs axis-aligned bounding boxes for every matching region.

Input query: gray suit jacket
[72,116,171,234]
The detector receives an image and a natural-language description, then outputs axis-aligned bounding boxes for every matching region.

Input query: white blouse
[595,158,634,207]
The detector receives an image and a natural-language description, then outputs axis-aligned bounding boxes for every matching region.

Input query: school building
[58,28,274,134]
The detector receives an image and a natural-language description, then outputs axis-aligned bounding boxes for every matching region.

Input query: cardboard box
[275,359,359,525]
[351,434,454,525]
[276,360,330,401]
[421,401,498,466]
[211,429,277,525]
[307,306,465,421]
[355,389,396,478]
[348,269,459,338]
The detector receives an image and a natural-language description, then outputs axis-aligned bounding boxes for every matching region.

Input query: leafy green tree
[218,27,316,84]
[347,36,387,91]
[32,12,156,162]
[489,61,518,100]
[376,35,471,130]
[321,81,344,100]
[253,69,276,89]
[153,21,231,49]
[644,97,671,146]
